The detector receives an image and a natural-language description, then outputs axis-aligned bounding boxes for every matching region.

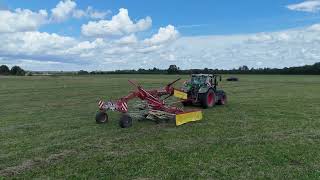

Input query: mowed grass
[1,74,320,179]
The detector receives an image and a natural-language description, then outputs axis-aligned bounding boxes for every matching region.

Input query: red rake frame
[96,78,202,128]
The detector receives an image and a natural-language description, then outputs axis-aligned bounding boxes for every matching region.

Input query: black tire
[96,112,108,124]
[182,101,192,106]
[199,89,215,108]
[119,114,133,128]
[227,77,239,81]
[216,90,227,105]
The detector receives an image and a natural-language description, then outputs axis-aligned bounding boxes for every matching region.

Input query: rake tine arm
[164,78,181,95]
[167,78,181,87]
[121,91,139,102]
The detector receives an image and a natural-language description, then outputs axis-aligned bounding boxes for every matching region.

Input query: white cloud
[143,25,179,45]
[0,1,109,33]
[287,0,320,12]
[0,25,177,70]
[0,8,48,33]
[308,23,320,30]
[116,34,138,44]
[247,32,291,43]
[51,0,109,22]
[85,6,110,19]
[2,4,320,71]
[0,31,77,62]
[2,23,320,71]
[137,45,163,53]
[51,0,76,22]
[4,59,83,71]
[72,7,110,20]
[81,8,152,37]
[161,26,320,69]
[0,5,179,70]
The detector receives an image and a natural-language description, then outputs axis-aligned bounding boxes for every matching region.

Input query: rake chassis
[96,78,202,128]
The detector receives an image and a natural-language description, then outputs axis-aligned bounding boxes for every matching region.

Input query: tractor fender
[198,87,212,94]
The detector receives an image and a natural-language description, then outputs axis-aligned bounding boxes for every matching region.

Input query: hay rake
[95,78,202,128]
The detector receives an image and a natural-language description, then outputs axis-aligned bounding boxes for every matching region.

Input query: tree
[168,65,179,74]
[10,66,25,76]
[78,70,89,75]
[138,68,146,74]
[0,65,10,75]
[239,65,249,71]
[203,68,209,74]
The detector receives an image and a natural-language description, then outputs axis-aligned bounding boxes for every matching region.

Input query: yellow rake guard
[175,110,203,126]
[174,89,188,100]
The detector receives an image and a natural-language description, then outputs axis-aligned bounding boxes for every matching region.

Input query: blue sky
[2,0,318,36]
[1,0,320,70]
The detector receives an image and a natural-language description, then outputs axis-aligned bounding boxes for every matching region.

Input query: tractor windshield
[191,76,207,85]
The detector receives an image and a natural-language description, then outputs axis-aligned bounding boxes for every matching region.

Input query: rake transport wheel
[119,114,133,128]
[216,90,227,105]
[200,89,215,108]
[96,111,108,124]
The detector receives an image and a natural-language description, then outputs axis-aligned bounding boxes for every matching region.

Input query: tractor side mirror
[219,76,222,82]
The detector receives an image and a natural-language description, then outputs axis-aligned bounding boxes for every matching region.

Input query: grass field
[1,74,320,179]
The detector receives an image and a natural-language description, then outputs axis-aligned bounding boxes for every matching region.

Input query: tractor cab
[190,74,213,86]
[180,74,226,108]
[183,74,220,91]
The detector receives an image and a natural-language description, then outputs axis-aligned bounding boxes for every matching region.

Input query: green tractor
[180,74,227,108]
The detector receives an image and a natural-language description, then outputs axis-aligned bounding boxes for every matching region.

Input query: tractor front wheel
[119,114,133,128]
[200,89,215,108]
[96,111,108,124]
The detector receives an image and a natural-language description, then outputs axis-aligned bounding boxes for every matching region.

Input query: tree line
[2,62,320,76]
[0,65,26,76]
[87,63,320,75]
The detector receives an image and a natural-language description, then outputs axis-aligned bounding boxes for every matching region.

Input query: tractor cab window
[191,76,206,85]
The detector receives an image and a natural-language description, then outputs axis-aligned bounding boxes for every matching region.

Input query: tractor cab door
[212,76,218,90]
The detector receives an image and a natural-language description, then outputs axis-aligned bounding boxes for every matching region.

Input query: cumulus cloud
[144,25,179,45]
[0,0,109,34]
[0,24,179,69]
[81,8,152,37]
[85,6,110,19]
[0,5,180,71]
[51,0,109,22]
[247,32,291,43]
[287,0,320,12]
[2,3,320,71]
[0,58,84,71]
[116,34,138,44]
[162,26,320,69]
[2,23,320,71]
[0,8,48,33]
[308,23,320,30]
[71,6,110,20]
[51,0,76,22]
[0,31,77,63]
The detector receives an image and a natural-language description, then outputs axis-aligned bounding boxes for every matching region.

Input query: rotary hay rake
[95,78,202,128]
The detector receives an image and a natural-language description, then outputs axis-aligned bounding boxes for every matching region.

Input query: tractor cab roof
[191,74,214,78]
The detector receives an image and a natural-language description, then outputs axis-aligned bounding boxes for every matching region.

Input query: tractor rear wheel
[119,114,133,128]
[96,112,108,124]
[200,89,215,108]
